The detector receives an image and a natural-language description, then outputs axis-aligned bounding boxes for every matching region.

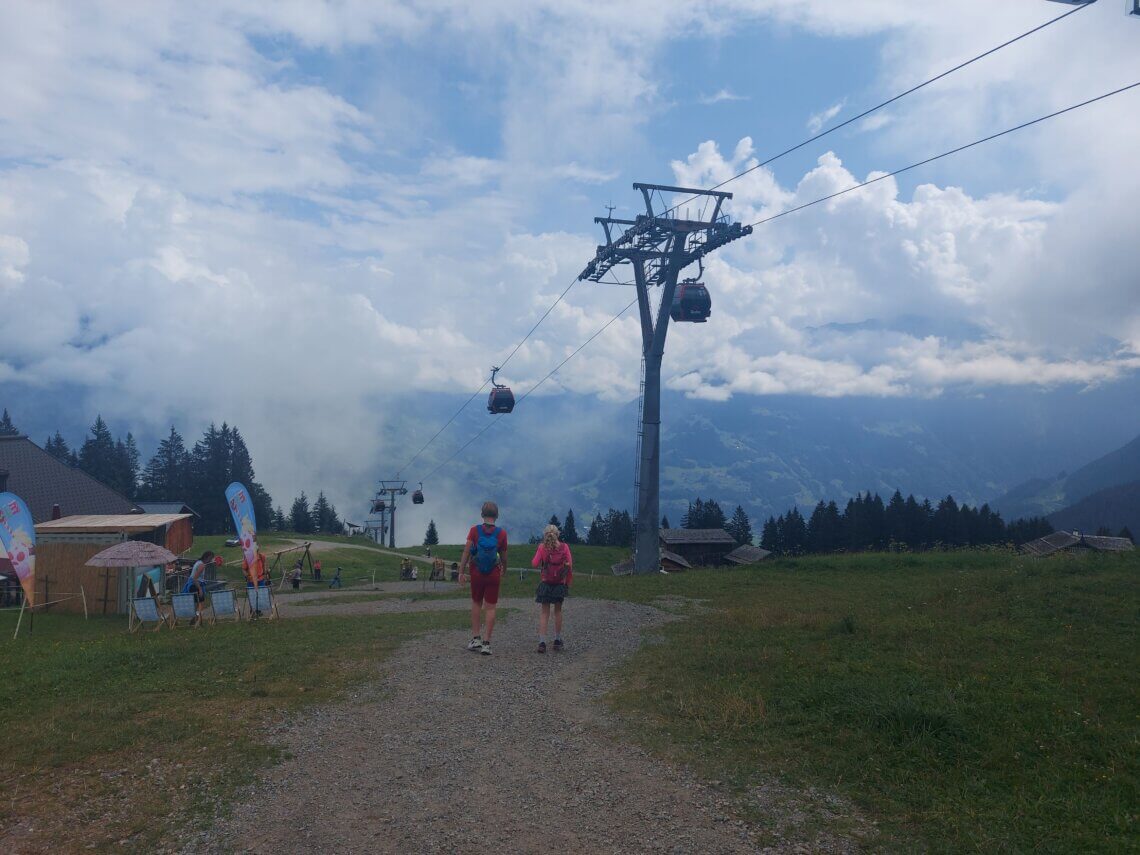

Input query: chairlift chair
[412,482,425,504]
[669,280,711,323]
[487,366,515,414]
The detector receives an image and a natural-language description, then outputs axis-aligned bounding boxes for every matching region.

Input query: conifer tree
[0,409,19,436]
[760,516,778,552]
[548,513,562,531]
[140,426,190,500]
[44,431,74,464]
[586,515,606,546]
[1118,526,1133,543]
[424,520,439,546]
[661,514,670,529]
[563,509,579,544]
[726,505,753,545]
[78,416,119,489]
[290,492,313,533]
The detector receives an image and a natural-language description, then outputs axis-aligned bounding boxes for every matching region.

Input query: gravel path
[192,596,861,854]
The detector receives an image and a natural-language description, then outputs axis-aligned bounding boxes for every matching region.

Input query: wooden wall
[36,541,124,615]
[165,517,194,556]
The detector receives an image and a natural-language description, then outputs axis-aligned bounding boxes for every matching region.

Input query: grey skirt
[535,582,569,604]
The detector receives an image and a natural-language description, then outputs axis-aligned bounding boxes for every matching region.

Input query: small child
[328,567,343,589]
[290,565,302,590]
[532,524,572,653]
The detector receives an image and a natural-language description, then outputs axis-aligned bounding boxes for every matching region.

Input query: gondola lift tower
[579,183,751,574]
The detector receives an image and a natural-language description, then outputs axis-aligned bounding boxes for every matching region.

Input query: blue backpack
[472,525,501,574]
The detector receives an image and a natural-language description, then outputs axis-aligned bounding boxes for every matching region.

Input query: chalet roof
[137,502,199,517]
[724,544,772,565]
[36,514,193,534]
[0,436,139,523]
[1021,531,1134,557]
[660,549,692,569]
[659,528,738,546]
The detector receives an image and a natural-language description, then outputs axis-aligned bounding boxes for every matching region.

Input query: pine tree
[272,507,288,531]
[311,492,335,533]
[290,492,313,533]
[44,431,73,464]
[424,520,439,546]
[78,416,119,489]
[586,516,606,546]
[760,516,778,552]
[111,433,140,498]
[563,509,580,544]
[0,409,18,436]
[548,513,562,530]
[1118,526,1134,543]
[726,505,753,545]
[140,427,190,500]
[661,515,671,529]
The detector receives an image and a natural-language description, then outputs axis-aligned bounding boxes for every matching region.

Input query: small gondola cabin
[670,282,711,323]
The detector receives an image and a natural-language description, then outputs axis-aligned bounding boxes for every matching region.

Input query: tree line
[760,491,1054,555]
[3,409,341,536]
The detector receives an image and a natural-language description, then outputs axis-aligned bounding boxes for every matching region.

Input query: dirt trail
[194,597,861,854]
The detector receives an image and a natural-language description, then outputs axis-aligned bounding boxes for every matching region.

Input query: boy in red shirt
[458,501,508,656]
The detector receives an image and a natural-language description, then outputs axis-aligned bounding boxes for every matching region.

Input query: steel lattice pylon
[579,183,752,574]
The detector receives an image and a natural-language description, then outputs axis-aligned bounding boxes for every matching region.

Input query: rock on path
[193,597,859,854]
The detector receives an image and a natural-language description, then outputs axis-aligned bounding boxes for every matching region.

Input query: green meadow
[1,542,1135,852]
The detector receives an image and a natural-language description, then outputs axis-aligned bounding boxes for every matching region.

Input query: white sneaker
[480,641,492,656]
[466,636,482,651]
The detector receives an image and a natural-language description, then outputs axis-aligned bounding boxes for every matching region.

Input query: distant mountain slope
[1047,481,1140,538]
[993,433,1140,521]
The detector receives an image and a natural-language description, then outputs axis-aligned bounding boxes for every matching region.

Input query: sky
[1,0,1138,533]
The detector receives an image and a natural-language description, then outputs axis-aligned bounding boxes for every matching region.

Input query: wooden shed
[33,514,195,615]
[1020,530,1135,558]
[659,528,739,567]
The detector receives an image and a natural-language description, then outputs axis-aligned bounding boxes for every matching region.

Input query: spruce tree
[44,431,73,463]
[760,516,778,552]
[0,409,18,436]
[726,505,753,545]
[548,513,562,530]
[140,427,190,500]
[563,509,579,544]
[1118,526,1133,543]
[586,515,606,546]
[290,492,313,533]
[311,492,334,533]
[78,416,119,489]
[424,520,439,546]
[661,515,671,529]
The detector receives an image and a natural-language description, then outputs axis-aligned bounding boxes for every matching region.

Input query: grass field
[606,550,1140,852]
[1,543,1136,852]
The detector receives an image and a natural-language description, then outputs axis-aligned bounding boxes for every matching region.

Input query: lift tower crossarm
[578,182,752,574]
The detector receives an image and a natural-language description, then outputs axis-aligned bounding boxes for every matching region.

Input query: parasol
[86,541,178,567]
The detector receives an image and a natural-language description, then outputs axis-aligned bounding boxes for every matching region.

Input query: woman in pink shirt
[532,524,572,653]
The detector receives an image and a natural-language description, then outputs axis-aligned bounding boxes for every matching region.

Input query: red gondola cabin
[670,282,711,323]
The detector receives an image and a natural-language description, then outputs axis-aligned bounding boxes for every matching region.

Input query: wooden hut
[658,528,738,567]
[1020,530,1134,558]
[724,544,772,566]
[33,514,195,615]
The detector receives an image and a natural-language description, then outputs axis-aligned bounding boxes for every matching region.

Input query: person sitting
[430,558,445,581]
[450,561,459,581]
[400,557,414,581]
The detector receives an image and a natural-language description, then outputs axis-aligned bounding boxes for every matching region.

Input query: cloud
[0,0,1136,523]
[700,88,749,105]
[807,100,845,134]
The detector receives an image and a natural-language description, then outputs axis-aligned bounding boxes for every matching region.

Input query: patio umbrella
[86,541,178,567]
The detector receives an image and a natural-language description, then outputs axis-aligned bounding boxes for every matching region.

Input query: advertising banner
[225,482,258,573]
[0,492,36,606]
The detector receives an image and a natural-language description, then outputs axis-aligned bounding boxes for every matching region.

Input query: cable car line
[744,80,1140,230]
[660,0,1095,219]
[396,274,580,476]
[391,2,1103,492]
[417,297,639,484]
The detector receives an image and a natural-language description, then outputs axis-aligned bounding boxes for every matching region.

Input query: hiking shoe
[466,636,482,651]
[553,639,564,651]
[537,641,546,654]
[480,641,493,655]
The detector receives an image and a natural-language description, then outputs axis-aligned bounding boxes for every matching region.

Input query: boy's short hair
[481,501,499,520]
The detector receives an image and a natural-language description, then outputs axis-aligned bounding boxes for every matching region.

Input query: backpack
[472,525,501,575]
